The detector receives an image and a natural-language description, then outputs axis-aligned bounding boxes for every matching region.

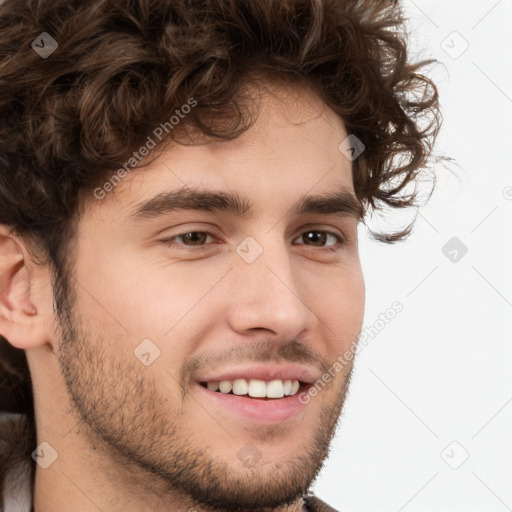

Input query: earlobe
[0,228,48,350]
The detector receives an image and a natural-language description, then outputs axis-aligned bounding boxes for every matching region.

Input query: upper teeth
[206,379,300,398]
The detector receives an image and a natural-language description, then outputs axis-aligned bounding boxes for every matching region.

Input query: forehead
[88,83,355,220]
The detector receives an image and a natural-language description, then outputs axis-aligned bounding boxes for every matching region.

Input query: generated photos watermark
[93,98,198,200]
[298,301,404,404]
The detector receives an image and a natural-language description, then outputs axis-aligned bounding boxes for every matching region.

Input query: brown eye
[293,230,343,249]
[174,232,210,246]
[160,231,216,250]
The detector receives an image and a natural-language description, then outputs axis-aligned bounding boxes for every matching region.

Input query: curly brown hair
[0,0,442,453]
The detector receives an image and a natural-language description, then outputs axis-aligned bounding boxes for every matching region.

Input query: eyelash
[159,228,347,253]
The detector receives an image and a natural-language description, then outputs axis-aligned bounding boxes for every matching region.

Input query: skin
[0,83,365,512]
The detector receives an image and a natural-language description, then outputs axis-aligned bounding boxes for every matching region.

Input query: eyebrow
[128,186,365,223]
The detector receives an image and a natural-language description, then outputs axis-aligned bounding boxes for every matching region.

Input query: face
[53,84,365,511]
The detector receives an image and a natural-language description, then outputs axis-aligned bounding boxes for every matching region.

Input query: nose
[226,237,318,339]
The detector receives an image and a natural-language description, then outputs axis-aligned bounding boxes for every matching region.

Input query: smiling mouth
[199,379,310,400]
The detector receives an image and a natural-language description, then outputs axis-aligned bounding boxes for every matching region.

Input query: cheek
[78,246,224,340]
[307,264,365,349]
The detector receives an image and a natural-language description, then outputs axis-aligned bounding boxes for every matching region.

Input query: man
[0,0,441,511]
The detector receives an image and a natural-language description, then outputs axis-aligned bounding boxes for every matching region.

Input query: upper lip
[195,364,320,385]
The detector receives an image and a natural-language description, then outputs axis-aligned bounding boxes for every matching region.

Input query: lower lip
[196,383,310,424]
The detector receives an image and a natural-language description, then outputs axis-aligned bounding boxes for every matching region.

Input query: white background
[311,1,512,511]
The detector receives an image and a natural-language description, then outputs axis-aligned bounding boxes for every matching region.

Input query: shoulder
[304,491,340,512]
[0,412,33,512]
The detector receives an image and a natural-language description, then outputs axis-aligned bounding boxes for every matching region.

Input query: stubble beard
[52,268,354,512]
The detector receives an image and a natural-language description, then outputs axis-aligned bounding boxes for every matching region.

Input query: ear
[0,226,52,350]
